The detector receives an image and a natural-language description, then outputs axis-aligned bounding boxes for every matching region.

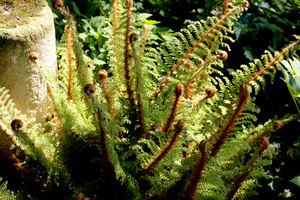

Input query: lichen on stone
[0,0,47,29]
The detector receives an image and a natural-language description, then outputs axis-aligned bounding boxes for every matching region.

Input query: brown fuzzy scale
[8,153,28,174]
[97,110,115,176]
[84,84,96,96]
[97,69,108,80]
[242,0,249,7]
[11,119,23,132]
[221,0,230,15]
[123,0,134,105]
[151,124,163,132]
[74,193,89,200]
[217,50,228,61]
[258,136,269,156]
[272,120,283,131]
[130,32,147,138]
[136,92,147,138]
[45,79,61,127]
[205,87,216,98]
[181,140,208,200]
[130,33,139,44]
[141,119,184,176]
[28,52,39,61]
[164,83,183,133]
[51,0,65,12]
[65,25,74,100]
[97,69,113,116]
[86,61,94,68]
[210,84,249,158]
[51,0,70,17]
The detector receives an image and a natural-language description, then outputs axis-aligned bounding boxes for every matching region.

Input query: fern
[0,178,18,200]
[0,0,299,199]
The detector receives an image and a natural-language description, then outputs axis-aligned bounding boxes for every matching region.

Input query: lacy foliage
[0,0,299,199]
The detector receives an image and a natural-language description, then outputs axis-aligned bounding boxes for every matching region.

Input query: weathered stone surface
[0,0,56,158]
[0,0,56,123]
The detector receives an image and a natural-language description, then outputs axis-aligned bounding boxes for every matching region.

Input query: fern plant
[0,0,299,199]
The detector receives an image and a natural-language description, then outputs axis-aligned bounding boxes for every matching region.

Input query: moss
[0,0,47,29]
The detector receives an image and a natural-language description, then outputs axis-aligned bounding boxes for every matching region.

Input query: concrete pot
[0,0,56,158]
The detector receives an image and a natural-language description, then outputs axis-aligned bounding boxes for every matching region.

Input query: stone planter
[0,0,56,158]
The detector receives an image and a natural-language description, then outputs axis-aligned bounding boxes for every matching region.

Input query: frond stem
[246,41,299,86]
[130,33,147,138]
[97,109,115,175]
[141,119,184,176]
[210,84,249,157]
[181,140,208,200]
[164,83,183,133]
[124,0,134,105]
[66,25,74,101]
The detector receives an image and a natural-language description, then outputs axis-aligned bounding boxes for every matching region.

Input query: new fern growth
[0,0,299,199]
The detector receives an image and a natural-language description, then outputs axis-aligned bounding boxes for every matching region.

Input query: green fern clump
[0,0,299,199]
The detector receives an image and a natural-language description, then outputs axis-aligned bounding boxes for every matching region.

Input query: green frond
[0,178,18,200]
[1,1,299,199]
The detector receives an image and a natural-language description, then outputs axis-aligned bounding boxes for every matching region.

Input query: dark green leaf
[142,20,161,25]
[290,176,300,187]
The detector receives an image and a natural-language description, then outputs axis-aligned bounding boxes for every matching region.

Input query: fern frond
[141,119,184,176]
[246,41,300,91]
[0,177,18,200]
[210,84,249,158]
[150,2,249,100]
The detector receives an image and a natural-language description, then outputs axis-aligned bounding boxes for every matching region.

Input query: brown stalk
[46,84,61,128]
[51,0,70,17]
[111,0,123,84]
[130,33,147,138]
[181,140,208,200]
[141,119,184,176]
[97,109,115,176]
[84,84,115,175]
[112,0,118,35]
[123,0,134,105]
[246,41,299,86]
[210,84,249,158]
[65,25,74,101]
[184,63,206,99]
[164,83,183,133]
[221,0,230,16]
[97,69,114,117]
